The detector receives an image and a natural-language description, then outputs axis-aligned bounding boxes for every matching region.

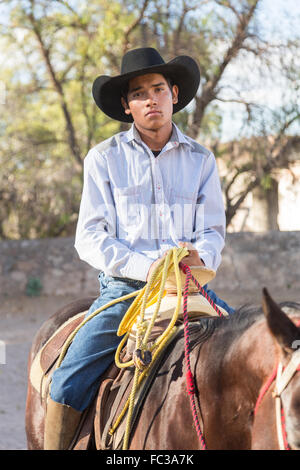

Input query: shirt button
[157,185,161,190]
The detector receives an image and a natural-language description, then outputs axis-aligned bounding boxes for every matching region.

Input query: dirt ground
[0,288,299,450]
[0,294,75,450]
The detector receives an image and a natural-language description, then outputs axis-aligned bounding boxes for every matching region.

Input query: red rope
[254,364,277,416]
[254,366,293,450]
[254,319,300,416]
[179,263,224,450]
[254,319,300,449]
[180,263,225,318]
[180,265,300,451]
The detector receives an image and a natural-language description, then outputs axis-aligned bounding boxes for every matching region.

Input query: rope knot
[133,348,152,370]
[136,320,148,335]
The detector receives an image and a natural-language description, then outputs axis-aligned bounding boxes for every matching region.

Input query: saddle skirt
[29,293,226,449]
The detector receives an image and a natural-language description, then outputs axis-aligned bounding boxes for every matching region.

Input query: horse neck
[193,316,280,449]
[198,316,279,394]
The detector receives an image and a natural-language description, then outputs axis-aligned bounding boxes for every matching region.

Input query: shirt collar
[124,122,193,149]
[124,123,143,144]
[171,122,193,148]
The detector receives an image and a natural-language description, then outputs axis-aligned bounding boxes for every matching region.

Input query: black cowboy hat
[92,47,200,123]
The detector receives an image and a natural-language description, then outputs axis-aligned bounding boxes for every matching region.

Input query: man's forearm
[75,231,154,281]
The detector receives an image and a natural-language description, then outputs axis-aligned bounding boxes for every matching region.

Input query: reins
[180,262,225,450]
[254,320,300,450]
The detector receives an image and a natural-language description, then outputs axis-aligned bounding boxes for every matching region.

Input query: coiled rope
[55,246,223,450]
[112,247,190,449]
[55,246,189,370]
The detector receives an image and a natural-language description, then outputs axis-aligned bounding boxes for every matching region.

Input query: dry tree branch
[190,0,260,138]
[123,0,150,54]
[27,1,83,167]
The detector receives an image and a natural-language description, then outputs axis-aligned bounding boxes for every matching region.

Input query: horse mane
[215,300,300,334]
[187,300,300,353]
[176,300,300,379]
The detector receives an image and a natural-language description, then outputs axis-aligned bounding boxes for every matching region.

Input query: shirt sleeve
[192,151,226,271]
[74,148,153,281]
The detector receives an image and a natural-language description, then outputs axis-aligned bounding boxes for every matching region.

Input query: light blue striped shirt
[74,123,226,281]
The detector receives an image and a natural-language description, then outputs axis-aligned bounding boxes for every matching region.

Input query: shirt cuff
[197,251,213,270]
[123,253,154,282]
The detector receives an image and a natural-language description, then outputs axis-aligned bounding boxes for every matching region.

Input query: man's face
[121,73,178,131]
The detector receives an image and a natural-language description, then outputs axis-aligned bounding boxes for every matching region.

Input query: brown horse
[25,288,300,450]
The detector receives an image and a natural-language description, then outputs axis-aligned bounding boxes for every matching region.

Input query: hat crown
[92,47,200,122]
[121,48,165,75]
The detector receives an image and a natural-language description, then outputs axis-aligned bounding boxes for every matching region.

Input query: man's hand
[178,242,205,267]
[146,243,204,283]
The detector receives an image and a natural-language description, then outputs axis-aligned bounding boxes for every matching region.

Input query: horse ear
[262,287,300,355]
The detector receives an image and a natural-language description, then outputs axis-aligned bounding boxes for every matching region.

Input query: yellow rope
[109,326,178,442]
[112,247,188,449]
[57,246,187,369]
[54,246,190,450]
[113,247,188,369]
[117,246,188,338]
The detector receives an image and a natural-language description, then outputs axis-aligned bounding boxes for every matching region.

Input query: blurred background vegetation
[0,0,299,239]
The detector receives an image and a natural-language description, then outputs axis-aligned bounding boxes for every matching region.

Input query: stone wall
[1,232,300,301]
[0,237,99,298]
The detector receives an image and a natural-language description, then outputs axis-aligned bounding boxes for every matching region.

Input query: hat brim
[92,56,200,122]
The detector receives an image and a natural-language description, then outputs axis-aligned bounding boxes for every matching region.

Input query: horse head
[252,288,300,450]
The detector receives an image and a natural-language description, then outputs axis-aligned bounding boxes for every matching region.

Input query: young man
[44,47,234,449]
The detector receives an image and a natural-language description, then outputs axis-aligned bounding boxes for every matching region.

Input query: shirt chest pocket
[167,187,197,214]
[166,187,198,239]
[169,188,197,204]
[114,185,142,202]
[113,185,142,231]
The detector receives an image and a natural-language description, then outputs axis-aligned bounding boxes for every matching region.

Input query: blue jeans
[204,286,235,316]
[50,272,234,411]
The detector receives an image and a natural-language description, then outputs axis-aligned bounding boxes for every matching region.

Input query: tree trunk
[251,178,279,231]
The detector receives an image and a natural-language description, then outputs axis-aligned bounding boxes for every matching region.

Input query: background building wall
[1,232,299,301]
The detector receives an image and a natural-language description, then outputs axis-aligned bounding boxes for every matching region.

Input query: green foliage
[0,0,299,238]
[25,277,43,297]
[260,174,274,191]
